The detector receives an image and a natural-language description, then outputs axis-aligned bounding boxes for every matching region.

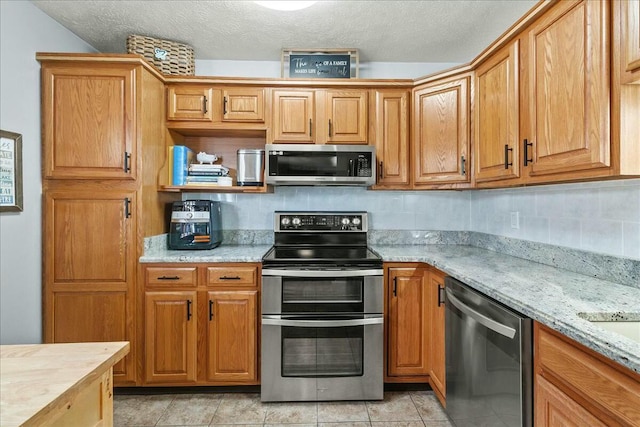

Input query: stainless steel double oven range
[261,211,384,402]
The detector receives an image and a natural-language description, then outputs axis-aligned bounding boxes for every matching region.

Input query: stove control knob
[292,217,302,226]
[352,217,361,226]
[341,217,351,226]
[281,217,291,226]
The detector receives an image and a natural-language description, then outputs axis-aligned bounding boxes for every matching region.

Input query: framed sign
[0,130,23,212]
[282,49,359,79]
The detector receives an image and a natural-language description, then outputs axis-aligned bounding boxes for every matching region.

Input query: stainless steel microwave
[265,144,376,186]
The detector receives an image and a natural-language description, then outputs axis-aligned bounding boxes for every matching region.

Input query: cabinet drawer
[207,266,257,287]
[145,267,197,287]
[536,324,640,425]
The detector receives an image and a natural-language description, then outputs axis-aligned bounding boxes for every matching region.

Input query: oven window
[281,325,364,377]
[282,277,364,313]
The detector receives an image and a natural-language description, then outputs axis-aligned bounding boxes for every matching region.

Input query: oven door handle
[445,288,516,339]
[262,269,383,277]
[262,315,383,328]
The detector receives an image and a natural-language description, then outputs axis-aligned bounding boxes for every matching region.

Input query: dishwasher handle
[445,288,516,339]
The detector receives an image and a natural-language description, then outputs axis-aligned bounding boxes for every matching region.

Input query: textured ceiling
[31,0,539,63]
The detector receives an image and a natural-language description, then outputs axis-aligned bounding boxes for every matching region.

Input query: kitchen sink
[577,313,640,344]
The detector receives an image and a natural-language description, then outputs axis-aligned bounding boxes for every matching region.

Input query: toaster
[168,200,222,250]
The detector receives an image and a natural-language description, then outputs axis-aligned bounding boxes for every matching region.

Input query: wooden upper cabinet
[624,0,640,74]
[271,89,368,144]
[325,90,368,144]
[413,76,470,186]
[387,267,430,377]
[525,0,610,178]
[206,290,258,382]
[222,88,265,122]
[167,85,214,121]
[475,41,520,183]
[41,64,136,179]
[271,89,315,143]
[373,90,410,187]
[144,291,197,384]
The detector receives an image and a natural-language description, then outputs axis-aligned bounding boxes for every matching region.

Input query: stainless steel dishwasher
[445,276,532,427]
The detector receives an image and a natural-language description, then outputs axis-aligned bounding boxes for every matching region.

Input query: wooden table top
[0,342,129,426]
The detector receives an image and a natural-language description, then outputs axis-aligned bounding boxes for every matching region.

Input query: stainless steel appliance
[168,200,222,250]
[265,144,375,186]
[237,148,265,186]
[261,211,384,402]
[445,277,532,427]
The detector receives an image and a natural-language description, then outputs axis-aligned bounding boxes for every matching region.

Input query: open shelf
[160,184,270,193]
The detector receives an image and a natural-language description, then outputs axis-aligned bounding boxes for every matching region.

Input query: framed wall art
[282,48,359,79]
[0,130,23,212]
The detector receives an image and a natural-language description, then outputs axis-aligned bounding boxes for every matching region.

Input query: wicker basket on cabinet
[126,34,195,75]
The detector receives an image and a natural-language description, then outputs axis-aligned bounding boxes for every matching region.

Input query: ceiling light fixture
[254,1,318,11]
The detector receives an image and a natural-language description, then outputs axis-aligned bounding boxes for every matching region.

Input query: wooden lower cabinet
[534,322,640,426]
[144,291,197,384]
[206,290,258,382]
[143,263,259,386]
[428,270,446,406]
[387,265,430,378]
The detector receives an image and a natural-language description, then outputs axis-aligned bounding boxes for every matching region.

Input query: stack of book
[186,163,230,185]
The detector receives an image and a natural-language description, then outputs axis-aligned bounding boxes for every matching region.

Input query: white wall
[0,1,97,345]
[470,179,640,259]
[195,59,461,79]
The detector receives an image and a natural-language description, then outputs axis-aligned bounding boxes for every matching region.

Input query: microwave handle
[262,315,383,328]
[349,159,354,176]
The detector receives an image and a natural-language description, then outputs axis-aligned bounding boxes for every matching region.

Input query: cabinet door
[51,291,129,379]
[272,90,316,143]
[43,191,134,287]
[41,64,136,179]
[167,86,214,121]
[429,271,446,405]
[326,90,368,144]
[475,41,521,182]
[387,267,430,377]
[535,375,607,427]
[144,291,197,384]
[526,0,610,177]
[222,88,265,122]
[373,90,410,187]
[413,77,470,185]
[625,0,640,73]
[206,290,258,382]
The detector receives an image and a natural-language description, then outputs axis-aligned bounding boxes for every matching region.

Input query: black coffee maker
[168,200,222,250]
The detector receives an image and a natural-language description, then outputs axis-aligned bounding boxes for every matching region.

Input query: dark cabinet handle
[219,276,241,280]
[309,118,312,137]
[328,119,332,137]
[223,96,228,115]
[124,198,131,218]
[379,161,384,179]
[123,152,131,173]
[157,275,180,280]
[209,300,214,321]
[504,144,513,169]
[461,155,466,175]
[186,300,192,321]
[393,277,397,297]
[437,285,444,307]
[523,139,533,166]
[203,96,208,114]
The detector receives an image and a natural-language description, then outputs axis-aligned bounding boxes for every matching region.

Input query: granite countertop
[139,241,640,374]
[372,244,640,374]
[0,341,129,426]
[139,244,273,263]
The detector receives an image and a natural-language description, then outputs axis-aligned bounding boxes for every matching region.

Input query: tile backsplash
[190,178,640,260]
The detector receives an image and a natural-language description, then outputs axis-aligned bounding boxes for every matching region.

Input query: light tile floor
[114,391,453,427]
